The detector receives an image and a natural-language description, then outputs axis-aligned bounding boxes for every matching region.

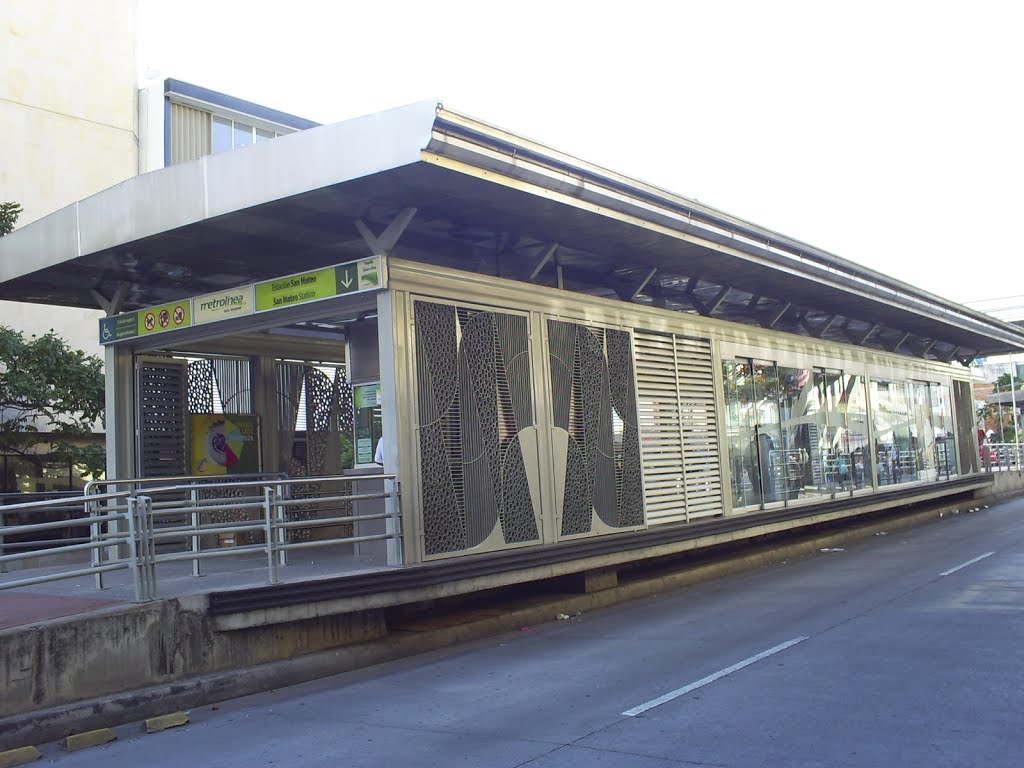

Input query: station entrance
[99,257,400,577]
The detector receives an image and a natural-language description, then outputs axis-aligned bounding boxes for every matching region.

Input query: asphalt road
[45,498,1024,767]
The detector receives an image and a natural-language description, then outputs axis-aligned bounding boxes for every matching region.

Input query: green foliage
[339,429,354,470]
[992,372,1023,392]
[0,326,105,478]
[0,202,22,236]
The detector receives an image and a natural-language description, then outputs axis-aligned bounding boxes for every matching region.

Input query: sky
[137,0,1024,316]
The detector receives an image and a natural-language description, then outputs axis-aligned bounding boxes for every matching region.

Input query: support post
[190,487,202,577]
[264,486,278,584]
[377,290,404,566]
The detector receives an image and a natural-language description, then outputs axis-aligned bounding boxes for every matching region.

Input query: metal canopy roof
[2,99,1021,363]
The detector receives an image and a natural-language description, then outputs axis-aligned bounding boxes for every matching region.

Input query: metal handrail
[2,473,401,601]
[83,472,288,495]
[982,442,1024,472]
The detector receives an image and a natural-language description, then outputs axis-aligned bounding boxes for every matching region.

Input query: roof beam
[915,339,938,358]
[802,314,838,338]
[355,207,417,255]
[697,286,729,316]
[527,243,559,282]
[885,332,911,353]
[90,282,129,316]
[848,323,879,346]
[765,301,791,329]
[633,267,658,300]
[614,266,659,301]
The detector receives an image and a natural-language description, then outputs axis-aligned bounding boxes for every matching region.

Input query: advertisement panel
[189,414,261,475]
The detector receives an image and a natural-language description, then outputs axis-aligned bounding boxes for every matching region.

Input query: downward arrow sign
[339,269,354,289]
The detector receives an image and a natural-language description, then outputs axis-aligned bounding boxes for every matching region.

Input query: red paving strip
[0,593,126,630]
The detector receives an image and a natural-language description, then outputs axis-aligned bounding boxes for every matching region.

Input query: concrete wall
[0,0,138,354]
[978,469,1024,500]
[1,0,138,226]
[0,596,387,721]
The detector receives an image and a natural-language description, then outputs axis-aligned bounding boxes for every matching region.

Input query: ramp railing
[1,473,401,602]
[981,443,1024,472]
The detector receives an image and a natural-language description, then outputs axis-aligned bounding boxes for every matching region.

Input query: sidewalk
[0,593,125,630]
[0,545,391,631]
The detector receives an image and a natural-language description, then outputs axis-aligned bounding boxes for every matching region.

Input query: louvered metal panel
[635,331,724,524]
[170,102,212,164]
[136,357,188,477]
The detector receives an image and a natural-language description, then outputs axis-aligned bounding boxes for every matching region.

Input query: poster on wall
[353,382,383,465]
[190,414,261,475]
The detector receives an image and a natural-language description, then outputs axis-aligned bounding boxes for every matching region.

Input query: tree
[992,372,1022,393]
[0,201,22,236]
[0,327,106,480]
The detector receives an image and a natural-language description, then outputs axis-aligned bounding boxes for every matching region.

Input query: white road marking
[940,551,995,577]
[622,636,809,717]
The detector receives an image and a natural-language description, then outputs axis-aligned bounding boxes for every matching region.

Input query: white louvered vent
[635,331,723,524]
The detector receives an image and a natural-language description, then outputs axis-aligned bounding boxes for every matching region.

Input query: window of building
[212,116,233,154]
[211,116,281,154]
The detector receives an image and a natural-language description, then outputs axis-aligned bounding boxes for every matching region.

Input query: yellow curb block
[145,712,190,733]
[0,746,42,768]
[64,728,116,752]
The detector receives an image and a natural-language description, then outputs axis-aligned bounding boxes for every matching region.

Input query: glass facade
[725,358,961,510]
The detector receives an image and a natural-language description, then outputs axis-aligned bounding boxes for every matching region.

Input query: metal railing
[1,473,401,602]
[982,443,1024,472]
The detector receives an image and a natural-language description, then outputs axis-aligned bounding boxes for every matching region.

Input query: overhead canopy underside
[2,100,1021,363]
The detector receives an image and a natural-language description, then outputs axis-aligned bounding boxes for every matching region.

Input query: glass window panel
[817,369,851,492]
[212,116,233,154]
[871,380,895,485]
[723,360,756,509]
[931,383,957,478]
[872,380,915,485]
[894,382,916,483]
[255,128,274,143]
[843,374,870,489]
[751,361,783,505]
[910,381,937,481]
[777,366,815,502]
[233,121,254,149]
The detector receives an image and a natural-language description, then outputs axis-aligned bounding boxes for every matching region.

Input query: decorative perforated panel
[414,300,540,557]
[547,320,645,536]
[634,331,723,523]
[187,357,253,414]
[274,364,354,541]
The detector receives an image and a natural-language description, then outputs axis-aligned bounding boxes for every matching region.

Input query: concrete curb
[0,501,978,751]
[63,728,116,752]
[0,746,41,767]
[144,712,189,733]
